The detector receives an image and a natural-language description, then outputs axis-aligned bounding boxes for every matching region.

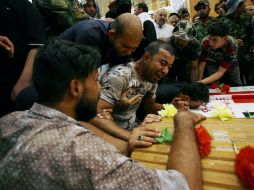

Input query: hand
[115,87,143,111]
[141,114,161,125]
[0,36,14,57]
[236,39,244,47]
[171,97,189,112]
[174,111,206,125]
[128,127,162,153]
[97,109,113,120]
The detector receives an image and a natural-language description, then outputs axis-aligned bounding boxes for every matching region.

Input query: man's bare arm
[190,59,199,82]
[90,98,131,141]
[11,49,37,100]
[167,112,205,190]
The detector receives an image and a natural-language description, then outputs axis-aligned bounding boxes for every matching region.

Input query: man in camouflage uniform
[33,0,87,38]
[198,21,242,86]
[194,0,217,42]
[220,0,254,85]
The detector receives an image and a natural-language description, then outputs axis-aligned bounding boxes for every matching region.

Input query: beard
[75,96,98,121]
[199,12,209,19]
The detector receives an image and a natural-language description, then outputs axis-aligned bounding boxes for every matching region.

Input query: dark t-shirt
[164,36,201,82]
[0,0,44,116]
[60,20,130,67]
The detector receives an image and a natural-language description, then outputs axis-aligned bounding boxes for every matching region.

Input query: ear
[178,94,190,102]
[143,51,151,63]
[223,35,228,41]
[108,29,116,41]
[69,79,83,99]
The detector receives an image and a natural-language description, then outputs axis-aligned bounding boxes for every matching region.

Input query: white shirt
[155,23,174,40]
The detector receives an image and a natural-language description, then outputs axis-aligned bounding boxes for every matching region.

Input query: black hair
[181,82,209,103]
[110,16,124,35]
[105,0,131,19]
[145,40,175,56]
[207,21,229,37]
[33,38,100,105]
[136,2,149,12]
[169,12,179,18]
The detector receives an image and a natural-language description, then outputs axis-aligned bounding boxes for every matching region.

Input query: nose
[161,66,169,75]
[124,48,136,55]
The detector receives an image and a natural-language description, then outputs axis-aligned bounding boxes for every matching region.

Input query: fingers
[0,36,14,57]
[97,109,113,120]
[141,114,161,125]
[128,94,143,105]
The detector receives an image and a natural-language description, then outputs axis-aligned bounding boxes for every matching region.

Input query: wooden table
[131,118,254,190]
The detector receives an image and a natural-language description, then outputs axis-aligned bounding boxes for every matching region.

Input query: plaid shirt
[0,103,188,190]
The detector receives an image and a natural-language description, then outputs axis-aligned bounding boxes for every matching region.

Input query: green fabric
[155,128,174,143]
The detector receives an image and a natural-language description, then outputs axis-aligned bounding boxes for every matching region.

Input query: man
[105,0,131,19]
[165,20,201,83]
[168,13,179,27]
[221,0,253,85]
[60,13,143,69]
[156,21,201,105]
[81,0,101,19]
[156,82,209,109]
[154,8,174,40]
[91,41,188,141]
[33,0,85,38]
[0,0,44,117]
[0,39,203,190]
[178,8,190,21]
[198,21,242,86]
[194,0,217,42]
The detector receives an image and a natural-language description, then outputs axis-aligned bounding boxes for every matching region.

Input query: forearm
[199,71,224,84]
[79,121,128,155]
[190,60,199,82]
[89,117,130,141]
[16,48,37,85]
[198,62,206,81]
[167,117,202,189]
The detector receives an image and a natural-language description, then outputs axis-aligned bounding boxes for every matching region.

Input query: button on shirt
[0,103,189,190]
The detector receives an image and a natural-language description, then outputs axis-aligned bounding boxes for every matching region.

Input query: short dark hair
[181,82,209,103]
[33,38,100,105]
[207,21,229,37]
[136,2,149,12]
[110,16,124,35]
[169,12,179,18]
[145,40,175,57]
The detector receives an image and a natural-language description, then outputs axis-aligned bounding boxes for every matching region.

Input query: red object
[232,95,254,103]
[195,125,212,158]
[221,84,230,94]
[235,146,254,190]
[210,83,218,89]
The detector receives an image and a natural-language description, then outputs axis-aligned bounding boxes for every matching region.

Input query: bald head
[112,13,142,37]
[109,13,143,57]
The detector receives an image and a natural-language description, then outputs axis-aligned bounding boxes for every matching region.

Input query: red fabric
[220,60,231,70]
[235,146,254,190]
[195,125,212,158]
[210,91,254,95]
[232,95,254,103]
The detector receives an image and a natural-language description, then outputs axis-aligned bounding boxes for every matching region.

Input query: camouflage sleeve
[145,83,158,100]
[34,0,76,28]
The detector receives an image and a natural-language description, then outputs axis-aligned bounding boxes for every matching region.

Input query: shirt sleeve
[156,169,190,190]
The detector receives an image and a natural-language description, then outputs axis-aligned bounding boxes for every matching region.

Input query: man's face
[110,31,142,57]
[208,35,227,50]
[180,13,190,21]
[84,0,96,17]
[156,10,167,26]
[197,5,210,18]
[134,6,141,15]
[75,70,100,121]
[168,15,179,27]
[143,48,175,83]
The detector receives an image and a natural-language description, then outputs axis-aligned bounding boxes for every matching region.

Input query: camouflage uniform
[200,36,242,86]
[194,17,217,42]
[33,0,88,38]
[220,13,254,84]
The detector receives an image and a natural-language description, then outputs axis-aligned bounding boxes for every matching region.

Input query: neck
[49,101,77,120]
[134,60,145,81]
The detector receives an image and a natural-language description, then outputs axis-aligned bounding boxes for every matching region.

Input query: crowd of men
[0,0,253,189]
